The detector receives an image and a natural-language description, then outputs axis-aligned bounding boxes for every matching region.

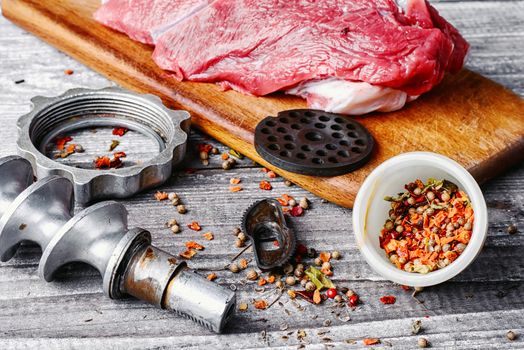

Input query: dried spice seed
[284,180,293,187]
[199,151,209,160]
[418,337,429,348]
[187,222,202,231]
[237,232,247,241]
[64,69,74,75]
[229,263,240,273]
[285,276,296,286]
[233,227,242,236]
[287,290,297,299]
[207,273,217,281]
[203,232,214,240]
[253,300,268,310]
[211,147,219,155]
[246,269,258,280]
[334,295,343,303]
[299,197,309,209]
[170,225,180,234]
[259,180,272,191]
[380,295,396,304]
[411,320,422,334]
[235,238,245,248]
[332,251,341,260]
[239,303,248,311]
[506,331,517,341]
[176,205,187,214]
[168,192,178,201]
[185,241,204,250]
[507,224,518,234]
[112,127,128,137]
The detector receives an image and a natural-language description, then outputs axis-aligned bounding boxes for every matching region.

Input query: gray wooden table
[0,1,523,349]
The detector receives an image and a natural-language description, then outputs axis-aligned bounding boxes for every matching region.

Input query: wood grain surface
[0,1,523,349]
[3,0,524,208]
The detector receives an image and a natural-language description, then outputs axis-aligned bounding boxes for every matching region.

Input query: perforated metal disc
[255,109,374,176]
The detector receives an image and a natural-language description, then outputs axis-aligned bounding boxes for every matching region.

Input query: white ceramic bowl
[353,152,488,287]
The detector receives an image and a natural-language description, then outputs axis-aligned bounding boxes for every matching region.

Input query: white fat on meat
[286,78,418,115]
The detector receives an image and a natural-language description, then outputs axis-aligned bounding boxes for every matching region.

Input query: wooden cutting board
[3,0,524,208]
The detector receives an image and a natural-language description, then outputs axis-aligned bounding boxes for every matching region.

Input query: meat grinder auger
[0,156,235,333]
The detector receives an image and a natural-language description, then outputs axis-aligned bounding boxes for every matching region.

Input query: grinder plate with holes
[254,109,374,176]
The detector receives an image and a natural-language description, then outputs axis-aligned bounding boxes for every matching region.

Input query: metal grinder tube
[0,156,235,333]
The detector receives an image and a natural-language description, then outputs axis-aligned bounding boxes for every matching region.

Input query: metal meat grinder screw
[17,86,191,204]
[0,156,235,333]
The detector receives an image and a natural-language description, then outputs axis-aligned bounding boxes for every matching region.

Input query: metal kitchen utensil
[0,158,235,333]
[254,109,374,176]
[17,86,190,204]
[242,199,296,271]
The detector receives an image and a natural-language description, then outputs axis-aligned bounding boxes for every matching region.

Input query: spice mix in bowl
[353,152,488,287]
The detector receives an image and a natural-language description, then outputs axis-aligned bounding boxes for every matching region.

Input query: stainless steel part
[0,156,34,217]
[17,86,191,204]
[0,158,235,333]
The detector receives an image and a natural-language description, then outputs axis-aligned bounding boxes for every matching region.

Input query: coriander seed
[235,238,245,248]
[299,197,309,209]
[229,263,240,273]
[285,276,296,286]
[506,330,516,341]
[305,281,316,292]
[168,192,178,201]
[332,251,341,260]
[314,257,322,266]
[176,204,187,214]
[170,225,180,234]
[246,269,258,281]
[417,337,428,348]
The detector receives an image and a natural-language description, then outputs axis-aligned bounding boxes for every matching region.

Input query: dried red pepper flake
[229,186,243,192]
[296,244,308,256]
[363,338,380,346]
[290,206,304,217]
[221,153,229,160]
[187,221,202,231]
[203,232,214,241]
[267,170,277,178]
[64,69,74,75]
[185,241,205,250]
[276,198,288,206]
[319,252,331,263]
[400,285,411,291]
[112,127,128,136]
[113,151,127,159]
[380,295,396,304]
[253,300,268,310]
[154,191,169,201]
[229,177,241,185]
[197,143,213,154]
[267,275,276,284]
[261,168,269,173]
[273,240,280,247]
[94,156,111,169]
[55,136,73,151]
[259,180,272,191]
[207,273,217,281]
[179,249,197,259]
[258,278,267,286]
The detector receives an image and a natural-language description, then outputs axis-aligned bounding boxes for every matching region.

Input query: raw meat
[94,0,209,44]
[153,0,468,97]
[95,0,469,114]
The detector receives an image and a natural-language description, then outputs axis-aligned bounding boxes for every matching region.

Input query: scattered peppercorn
[332,251,341,260]
[506,330,517,341]
[229,263,240,273]
[299,197,309,209]
[246,269,258,281]
[176,204,187,214]
[285,276,296,286]
[507,224,518,235]
[417,337,429,348]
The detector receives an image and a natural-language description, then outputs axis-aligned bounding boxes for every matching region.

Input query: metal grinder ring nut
[17,87,190,204]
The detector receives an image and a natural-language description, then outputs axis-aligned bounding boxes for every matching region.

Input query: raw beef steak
[94,0,209,44]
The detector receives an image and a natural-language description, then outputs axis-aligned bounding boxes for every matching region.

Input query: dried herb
[207,273,217,281]
[253,300,268,310]
[229,149,244,159]
[305,266,335,291]
[55,136,73,151]
[203,232,214,240]
[109,140,120,151]
[229,186,243,192]
[363,338,380,346]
